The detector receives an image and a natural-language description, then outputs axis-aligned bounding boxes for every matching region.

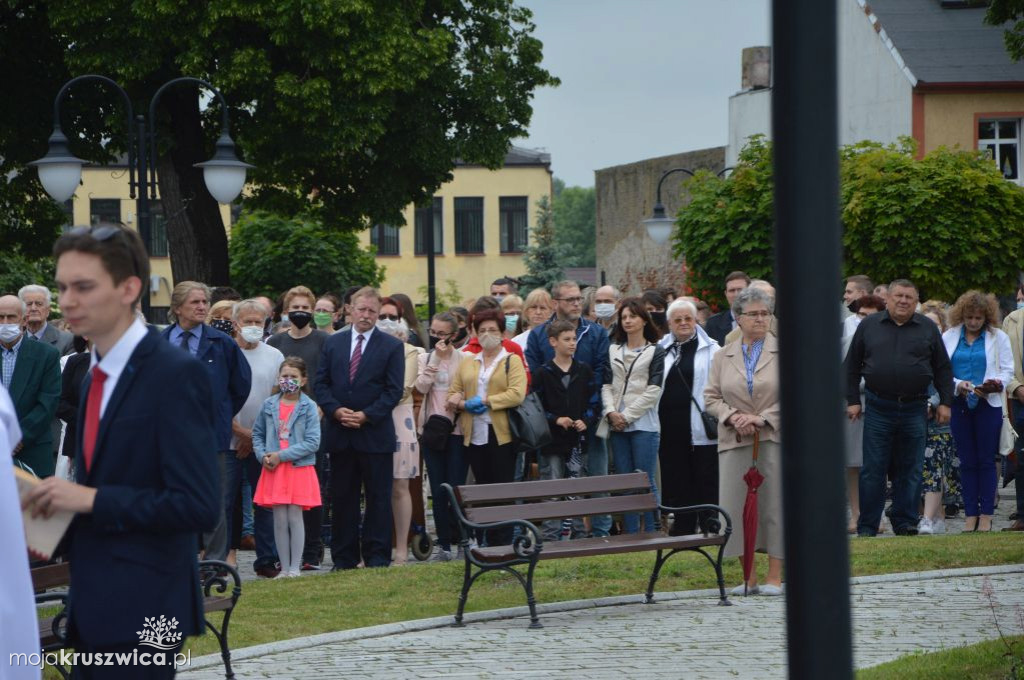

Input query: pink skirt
[254,461,321,510]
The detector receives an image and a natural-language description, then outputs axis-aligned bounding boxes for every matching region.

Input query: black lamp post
[641,166,732,245]
[30,75,253,320]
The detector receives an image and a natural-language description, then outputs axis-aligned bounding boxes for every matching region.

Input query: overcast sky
[517,0,770,187]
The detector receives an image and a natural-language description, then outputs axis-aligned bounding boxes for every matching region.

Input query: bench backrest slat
[464,492,658,524]
[32,562,71,591]
[456,471,651,505]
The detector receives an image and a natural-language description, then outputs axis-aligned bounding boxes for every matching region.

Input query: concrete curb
[182,563,1024,672]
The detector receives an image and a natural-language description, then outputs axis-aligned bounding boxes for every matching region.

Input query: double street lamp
[30,75,253,318]
[641,166,732,245]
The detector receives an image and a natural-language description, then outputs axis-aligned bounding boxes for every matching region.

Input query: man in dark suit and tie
[315,287,404,569]
[24,224,219,678]
[0,294,61,477]
[704,270,750,346]
[161,281,251,563]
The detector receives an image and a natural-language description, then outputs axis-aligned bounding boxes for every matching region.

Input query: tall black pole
[135,114,153,321]
[772,1,853,678]
[426,209,437,321]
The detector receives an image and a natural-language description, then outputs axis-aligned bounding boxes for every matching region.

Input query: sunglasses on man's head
[66,224,142,281]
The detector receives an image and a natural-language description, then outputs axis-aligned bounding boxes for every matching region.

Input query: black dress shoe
[893,526,918,536]
[1002,520,1024,532]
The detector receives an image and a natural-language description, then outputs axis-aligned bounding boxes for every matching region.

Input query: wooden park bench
[443,471,732,628]
[32,559,242,679]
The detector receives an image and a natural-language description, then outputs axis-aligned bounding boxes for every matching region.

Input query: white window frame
[978,118,1021,185]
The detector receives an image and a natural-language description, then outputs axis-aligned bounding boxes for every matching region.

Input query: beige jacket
[1003,309,1024,401]
[449,351,527,446]
[597,342,666,439]
[704,334,781,452]
[399,344,424,406]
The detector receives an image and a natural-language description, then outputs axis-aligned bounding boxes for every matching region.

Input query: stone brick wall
[595,147,725,296]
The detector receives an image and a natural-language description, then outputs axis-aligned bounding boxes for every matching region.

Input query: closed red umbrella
[741,431,764,596]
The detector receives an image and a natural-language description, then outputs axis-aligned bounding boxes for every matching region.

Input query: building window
[454,197,484,254]
[979,119,1020,183]
[90,198,120,226]
[414,197,443,255]
[146,200,169,257]
[499,196,529,253]
[370,223,400,255]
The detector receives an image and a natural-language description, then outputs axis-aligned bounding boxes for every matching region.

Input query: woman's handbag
[674,361,718,441]
[505,358,553,451]
[420,414,454,451]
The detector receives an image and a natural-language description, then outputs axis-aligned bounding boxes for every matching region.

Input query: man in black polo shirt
[845,279,953,536]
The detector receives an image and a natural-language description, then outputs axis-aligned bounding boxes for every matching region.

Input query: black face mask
[333,317,345,331]
[429,335,440,349]
[289,311,312,329]
[454,327,468,344]
[651,311,667,327]
[210,319,235,335]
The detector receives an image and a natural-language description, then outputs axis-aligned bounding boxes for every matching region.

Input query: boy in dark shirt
[532,320,600,540]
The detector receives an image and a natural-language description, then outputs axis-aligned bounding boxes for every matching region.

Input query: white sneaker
[917,517,934,535]
[434,548,453,562]
[287,570,301,578]
[931,518,946,534]
[730,583,759,596]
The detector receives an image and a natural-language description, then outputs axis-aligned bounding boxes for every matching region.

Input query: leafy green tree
[0,248,55,297]
[673,135,775,309]
[519,195,562,291]
[986,0,1024,61]
[229,210,382,299]
[841,139,1024,300]
[552,178,596,268]
[674,135,1024,306]
[4,0,557,285]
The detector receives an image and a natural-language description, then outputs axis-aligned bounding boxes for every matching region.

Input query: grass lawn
[858,635,1024,679]
[183,532,1023,658]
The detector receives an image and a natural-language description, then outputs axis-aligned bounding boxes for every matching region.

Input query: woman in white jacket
[599,297,666,534]
[657,299,720,535]
[941,291,1013,532]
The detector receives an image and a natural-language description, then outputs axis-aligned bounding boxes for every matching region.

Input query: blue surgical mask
[505,314,519,332]
[1017,301,1024,311]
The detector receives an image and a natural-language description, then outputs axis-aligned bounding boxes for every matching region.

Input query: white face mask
[0,324,22,344]
[594,303,616,319]
[240,326,264,343]
[479,333,502,350]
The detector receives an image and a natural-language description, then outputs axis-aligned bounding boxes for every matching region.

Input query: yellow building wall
[922,92,1024,154]
[358,165,553,303]
[74,166,232,308]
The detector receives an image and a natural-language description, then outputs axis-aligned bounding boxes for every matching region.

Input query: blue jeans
[224,452,278,568]
[610,430,661,534]
[859,392,927,534]
[422,434,469,551]
[950,398,1001,517]
[586,426,612,536]
[241,476,254,536]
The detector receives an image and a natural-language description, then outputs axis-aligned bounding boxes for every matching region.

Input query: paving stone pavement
[181,565,1024,679]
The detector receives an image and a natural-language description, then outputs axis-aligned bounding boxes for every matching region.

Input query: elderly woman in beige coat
[704,286,783,596]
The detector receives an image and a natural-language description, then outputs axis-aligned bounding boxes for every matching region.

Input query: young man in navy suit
[314,287,404,569]
[24,224,219,678]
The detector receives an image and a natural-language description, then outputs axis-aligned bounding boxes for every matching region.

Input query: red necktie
[349,333,363,382]
[83,365,107,472]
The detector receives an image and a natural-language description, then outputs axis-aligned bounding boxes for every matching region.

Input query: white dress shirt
[90,319,148,417]
[350,326,375,360]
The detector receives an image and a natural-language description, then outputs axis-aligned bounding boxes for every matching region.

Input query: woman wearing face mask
[415,312,468,560]
[500,294,523,340]
[313,294,342,335]
[642,290,669,337]
[208,300,238,338]
[511,289,553,349]
[267,286,329,382]
[375,317,424,565]
[447,309,527,546]
[391,293,424,348]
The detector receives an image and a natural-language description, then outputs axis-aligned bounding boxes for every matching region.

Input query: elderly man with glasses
[525,280,612,537]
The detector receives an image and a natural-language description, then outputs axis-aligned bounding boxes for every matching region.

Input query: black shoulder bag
[504,357,553,451]
[672,352,719,441]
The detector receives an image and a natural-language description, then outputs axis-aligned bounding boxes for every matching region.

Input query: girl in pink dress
[253,357,322,577]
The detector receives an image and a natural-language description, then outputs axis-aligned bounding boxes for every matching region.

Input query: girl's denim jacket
[252,392,320,467]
